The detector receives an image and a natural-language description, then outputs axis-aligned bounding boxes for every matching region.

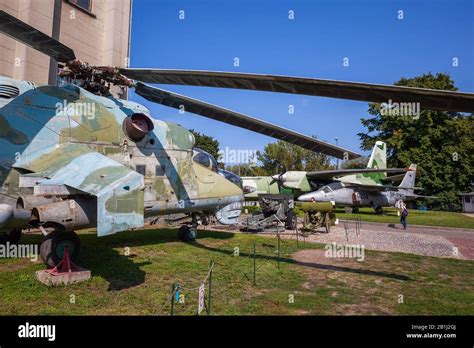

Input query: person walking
[400,207,408,230]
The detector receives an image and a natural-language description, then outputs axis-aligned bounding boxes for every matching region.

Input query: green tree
[358,73,474,211]
[225,164,269,177]
[190,129,220,160]
[257,139,333,174]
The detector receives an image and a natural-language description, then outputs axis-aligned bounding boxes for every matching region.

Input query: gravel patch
[210,223,463,259]
[276,224,464,259]
[205,219,468,259]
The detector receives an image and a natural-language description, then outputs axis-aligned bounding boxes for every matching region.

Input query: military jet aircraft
[243,141,407,199]
[0,10,473,267]
[298,164,434,212]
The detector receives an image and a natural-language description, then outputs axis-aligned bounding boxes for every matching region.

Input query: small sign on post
[198,284,205,315]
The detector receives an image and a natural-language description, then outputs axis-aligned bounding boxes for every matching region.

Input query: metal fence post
[170,283,176,316]
[253,242,256,286]
[208,260,213,315]
[295,225,299,248]
[277,234,281,269]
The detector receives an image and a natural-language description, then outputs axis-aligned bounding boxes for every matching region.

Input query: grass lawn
[333,207,474,229]
[0,227,473,315]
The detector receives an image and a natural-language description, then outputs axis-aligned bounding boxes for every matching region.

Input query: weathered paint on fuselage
[0,77,243,231]
[299,185,415,208]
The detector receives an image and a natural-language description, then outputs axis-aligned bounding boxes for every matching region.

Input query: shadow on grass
[20,228,235,291]
[190,240,411,282]
[292,260,411,281]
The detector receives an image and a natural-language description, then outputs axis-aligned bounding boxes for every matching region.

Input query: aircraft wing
[343,183,423,191]
[305,168,408,180]
[32,151,144,236]
[403,193,438,199]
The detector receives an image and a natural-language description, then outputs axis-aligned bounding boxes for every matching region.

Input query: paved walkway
[340,220,474,259]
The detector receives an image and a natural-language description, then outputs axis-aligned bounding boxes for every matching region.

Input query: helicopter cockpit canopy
[192,148,219,173]
[218,169,243,189]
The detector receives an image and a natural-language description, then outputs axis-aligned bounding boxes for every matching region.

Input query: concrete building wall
[0,0,131,97]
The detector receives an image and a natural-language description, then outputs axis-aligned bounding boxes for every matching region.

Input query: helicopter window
[155,165,165,177]
[210,157,219,173]
[135,165,146,176]
[193,152,211,168]
[219,169,243,188]
[193,148,219,172]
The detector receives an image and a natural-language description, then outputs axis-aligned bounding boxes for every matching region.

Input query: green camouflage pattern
[0,77,243,235]
[242,141,389,198]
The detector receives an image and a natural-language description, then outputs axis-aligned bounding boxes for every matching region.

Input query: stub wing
[32,151,145,236]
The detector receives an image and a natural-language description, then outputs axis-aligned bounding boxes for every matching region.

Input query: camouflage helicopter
[1,10,473,267]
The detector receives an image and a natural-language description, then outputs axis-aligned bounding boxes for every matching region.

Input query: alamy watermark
[218,147,258,165]
[325,242,365,262]
[55,100,96,120]
[381,99,420,119]
[0,242,38,262]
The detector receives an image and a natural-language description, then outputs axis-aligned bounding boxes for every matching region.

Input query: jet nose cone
[298,192,315,202]
[298,191,323,202]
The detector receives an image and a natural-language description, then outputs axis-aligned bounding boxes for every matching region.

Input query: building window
[466,196,471,203]
[135,165,146,176]
[67,0,96,17]
[69,0,92,11]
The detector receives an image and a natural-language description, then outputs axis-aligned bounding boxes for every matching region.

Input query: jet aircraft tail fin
[399,164,417,189]
[367,141,387,170]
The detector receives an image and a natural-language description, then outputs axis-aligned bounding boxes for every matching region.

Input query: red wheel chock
[46,246,81,275]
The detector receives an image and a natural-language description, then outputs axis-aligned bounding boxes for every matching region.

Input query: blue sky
[128,0,474,162]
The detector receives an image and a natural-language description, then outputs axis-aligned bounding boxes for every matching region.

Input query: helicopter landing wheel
[40,230,81,268]
[177,225,197,242]
[285,209,297,230]
[0,229,22,245]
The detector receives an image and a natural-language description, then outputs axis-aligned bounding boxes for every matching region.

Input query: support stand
[36,247,91,286]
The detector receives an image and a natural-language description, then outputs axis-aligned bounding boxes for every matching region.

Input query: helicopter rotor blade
[134,82,361,160]
[0,10,76,62]
[120,69,474,113]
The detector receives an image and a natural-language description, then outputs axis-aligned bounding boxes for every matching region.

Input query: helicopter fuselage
[0,76,243,236]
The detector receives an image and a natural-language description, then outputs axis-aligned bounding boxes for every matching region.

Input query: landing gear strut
[40,229,81,268]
